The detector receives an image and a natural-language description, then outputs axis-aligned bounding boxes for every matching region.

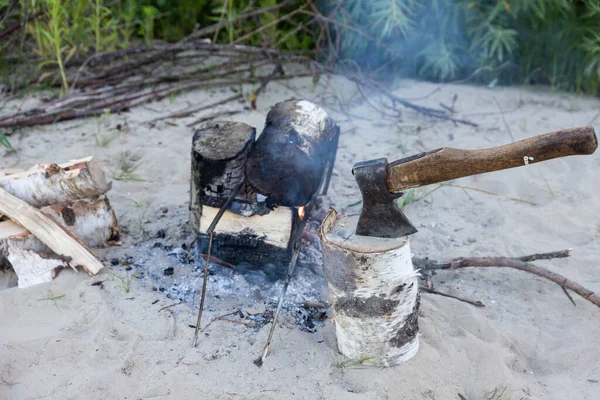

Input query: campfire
[0,97,597,372]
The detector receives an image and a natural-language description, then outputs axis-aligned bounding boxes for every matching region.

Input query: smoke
[319,0,477,82]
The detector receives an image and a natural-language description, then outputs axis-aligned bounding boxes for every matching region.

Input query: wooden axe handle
[387,125,598,192]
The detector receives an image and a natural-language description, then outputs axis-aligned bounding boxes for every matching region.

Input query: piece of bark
[5,243,64,288]
[190,121,256,228]
[319,209,420,367]
[0,156,110,208]
[0,187,104,276]
[245,99,338,206]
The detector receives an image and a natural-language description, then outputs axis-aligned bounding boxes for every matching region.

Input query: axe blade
[353,158,418,238]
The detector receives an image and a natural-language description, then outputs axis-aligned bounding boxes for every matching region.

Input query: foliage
[328,0,600,93]
[1,0,600,94]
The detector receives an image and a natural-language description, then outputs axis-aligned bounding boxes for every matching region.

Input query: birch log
[0,197,119,288]
[0,187,104,277]
[319,209,420,367]
[0,156,110,207]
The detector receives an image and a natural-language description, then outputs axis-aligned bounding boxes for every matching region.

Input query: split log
[0,196,119,288]
[0,187,104,278]
[198,205,292,248]
[319,209,420,367]
[0,156,110,208]
[0,196,120,248]
[245,99,338,206]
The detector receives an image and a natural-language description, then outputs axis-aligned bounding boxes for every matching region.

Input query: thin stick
[192,182,244,347]
[212,0,230,43]
[193,231,213,348]
[200,311,238,332]
[491,95,516,143]
[256,197,315,367]
[419,287,485,308]
[255,241,302,367]
[148,93,243,123]
[249,63,284,110]
[158,302,182,312]
[560,285,577,306]
[186,110,242,128]
[199,253,235,268]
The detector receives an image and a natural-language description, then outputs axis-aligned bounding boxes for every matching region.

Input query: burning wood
[190,100,339,268]
[0,158,118,288]
[190,100,339,353]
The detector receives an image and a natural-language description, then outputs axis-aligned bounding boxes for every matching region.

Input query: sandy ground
[0,75,599,400]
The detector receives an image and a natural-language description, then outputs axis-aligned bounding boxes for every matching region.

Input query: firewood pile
[0,157,119,288]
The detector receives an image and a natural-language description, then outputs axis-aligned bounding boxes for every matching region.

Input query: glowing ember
[298,206,305,220]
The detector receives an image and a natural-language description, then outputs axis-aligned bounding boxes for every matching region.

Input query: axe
[353,126,598,238]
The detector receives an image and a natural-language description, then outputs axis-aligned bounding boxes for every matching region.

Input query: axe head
[353,158,418,238]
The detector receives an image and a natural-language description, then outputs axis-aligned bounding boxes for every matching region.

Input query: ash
[114,217,329,333]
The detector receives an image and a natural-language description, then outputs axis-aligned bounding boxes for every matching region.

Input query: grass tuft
[114,160,146,182]
[37,291,65,312]
[335,356,373,370]
[107,270,141,293]
[0,131,16,153]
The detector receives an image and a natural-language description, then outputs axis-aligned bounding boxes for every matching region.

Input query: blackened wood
[196,233,292,268]
[245,100,338,206]
[190,121,256,228]
[388,125,597,192]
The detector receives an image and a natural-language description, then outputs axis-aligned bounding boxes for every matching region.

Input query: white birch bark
[319,209,420,367]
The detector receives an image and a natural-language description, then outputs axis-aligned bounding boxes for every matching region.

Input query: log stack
[0,157,118,288]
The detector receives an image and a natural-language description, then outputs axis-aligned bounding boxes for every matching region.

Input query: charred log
[245,100,338,207]
[190,121,256,228]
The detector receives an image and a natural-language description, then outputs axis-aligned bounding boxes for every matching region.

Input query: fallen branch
[0,40,476,129]
[0,8,45,40]
[414,250,600,308]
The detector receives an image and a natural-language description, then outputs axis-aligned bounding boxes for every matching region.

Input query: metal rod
[207,182,244,235]
[255,195,316,366]
[193,231,213,347]
[255,240,302,367]
[192,182,244,347]
[320,125,340,196]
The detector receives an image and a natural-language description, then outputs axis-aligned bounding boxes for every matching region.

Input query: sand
[0,75,599,400]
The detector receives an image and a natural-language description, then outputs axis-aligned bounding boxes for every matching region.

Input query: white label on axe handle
[523,156,534,165]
